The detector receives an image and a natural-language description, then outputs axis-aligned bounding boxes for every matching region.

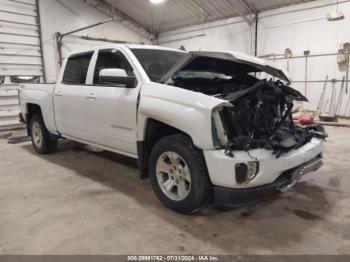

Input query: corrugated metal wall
[0,0,44,130]
[0,84,21,130]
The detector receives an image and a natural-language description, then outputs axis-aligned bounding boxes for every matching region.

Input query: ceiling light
[149,0,166,4]
[327,0,345,21]
[327,12,345,21]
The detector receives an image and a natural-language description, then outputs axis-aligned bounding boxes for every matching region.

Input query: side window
[93,49,134,85]
[62,52,93,84]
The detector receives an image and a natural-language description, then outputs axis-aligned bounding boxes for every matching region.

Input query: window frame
[61,51,94,86]
[86,48,139,88]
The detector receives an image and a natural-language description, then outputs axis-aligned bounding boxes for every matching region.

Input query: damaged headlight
[211,108,228,148]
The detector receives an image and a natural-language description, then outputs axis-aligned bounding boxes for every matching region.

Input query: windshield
[167,56,261,92]
[130,48,185,82]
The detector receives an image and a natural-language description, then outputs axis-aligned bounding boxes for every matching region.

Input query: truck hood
[159,51,291,84]
[141,82,232,111]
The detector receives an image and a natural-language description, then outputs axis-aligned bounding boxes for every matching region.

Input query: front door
[84,48,140,155]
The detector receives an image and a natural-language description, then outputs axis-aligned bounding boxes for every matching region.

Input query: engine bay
[172,72,327,158]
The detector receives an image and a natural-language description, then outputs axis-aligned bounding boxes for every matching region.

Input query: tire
[149,134,213,214]
[29,114,58,154]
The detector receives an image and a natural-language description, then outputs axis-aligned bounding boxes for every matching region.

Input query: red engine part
[299,116,314,125]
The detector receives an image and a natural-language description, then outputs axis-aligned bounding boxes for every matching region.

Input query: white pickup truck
[19,44,326,214]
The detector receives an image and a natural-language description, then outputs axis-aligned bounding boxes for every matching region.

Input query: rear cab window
[62,52,93,85]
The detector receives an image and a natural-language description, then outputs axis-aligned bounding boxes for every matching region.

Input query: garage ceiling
[96,0,316,34]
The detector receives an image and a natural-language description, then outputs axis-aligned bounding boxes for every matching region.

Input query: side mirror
[99,68,136,88]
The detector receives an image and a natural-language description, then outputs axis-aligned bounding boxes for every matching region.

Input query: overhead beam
[60,18,114,38]
[192,0,211,20]
[225,0,253,25]
[240,0,258,15]
[84,0,155,41]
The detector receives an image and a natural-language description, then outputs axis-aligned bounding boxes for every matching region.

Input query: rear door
[84,48,141,155]
[54,52,93,140]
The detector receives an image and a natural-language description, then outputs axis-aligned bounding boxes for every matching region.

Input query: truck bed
[19,83,57,134]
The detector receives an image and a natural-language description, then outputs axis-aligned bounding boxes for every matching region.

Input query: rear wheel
[149,134,213,214]
[30,114,57,154]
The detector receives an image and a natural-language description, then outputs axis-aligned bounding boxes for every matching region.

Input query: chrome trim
[277,157,323,192]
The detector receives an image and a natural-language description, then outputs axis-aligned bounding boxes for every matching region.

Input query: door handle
[86,93,96,100]
[55,91,63,97]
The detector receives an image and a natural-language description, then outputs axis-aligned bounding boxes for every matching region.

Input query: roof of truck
[65,44,184,57]
[125,44,185,52]
[63,45,290,82]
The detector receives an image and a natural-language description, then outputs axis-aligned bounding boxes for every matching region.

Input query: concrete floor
[0,127,349,255]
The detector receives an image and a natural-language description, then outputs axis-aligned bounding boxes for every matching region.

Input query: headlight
[211,108,228,148]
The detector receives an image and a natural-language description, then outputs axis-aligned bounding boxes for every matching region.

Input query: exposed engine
[219,80,326,157]
[173,74,327,158]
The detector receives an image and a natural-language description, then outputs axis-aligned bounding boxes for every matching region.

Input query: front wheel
[149,135,213,214]
[30,114,58,154]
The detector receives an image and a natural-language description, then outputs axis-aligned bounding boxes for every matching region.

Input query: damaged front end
[160,50,327,157]
[213,79,327,158]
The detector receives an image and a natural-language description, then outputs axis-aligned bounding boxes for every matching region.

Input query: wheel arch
[25,103,42,136]
[137,118,194,179]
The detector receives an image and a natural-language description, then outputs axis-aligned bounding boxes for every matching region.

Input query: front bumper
[204,138,324,189]
[214,156,323,206]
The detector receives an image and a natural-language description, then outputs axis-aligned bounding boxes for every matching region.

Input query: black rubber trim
[213,177,288,207]
[19,113,25,123]
[137,140,149,179]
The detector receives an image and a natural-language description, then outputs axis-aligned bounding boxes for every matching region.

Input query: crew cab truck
[19,45,326,214]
